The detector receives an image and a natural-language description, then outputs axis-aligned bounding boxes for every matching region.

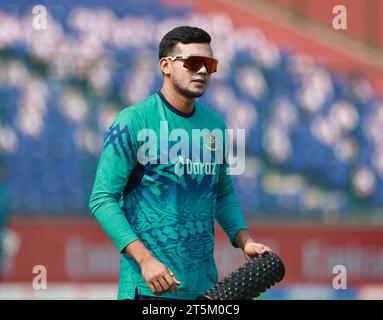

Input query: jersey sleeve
[88,111,139,252]
[215,129,248,248]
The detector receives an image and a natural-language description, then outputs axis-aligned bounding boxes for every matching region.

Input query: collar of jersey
[157,91,196,118]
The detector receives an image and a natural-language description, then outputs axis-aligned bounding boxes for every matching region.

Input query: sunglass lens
[184,57,202,72]
[184,57,217,73]
[208,58,218,73]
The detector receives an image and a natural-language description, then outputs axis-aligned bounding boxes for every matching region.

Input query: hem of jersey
[118,286,200,300]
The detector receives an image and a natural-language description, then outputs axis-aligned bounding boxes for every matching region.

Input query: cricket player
[89,26,270,300]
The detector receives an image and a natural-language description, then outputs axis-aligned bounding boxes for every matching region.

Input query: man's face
[164,42,214,99]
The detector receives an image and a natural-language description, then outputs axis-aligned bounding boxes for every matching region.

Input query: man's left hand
[243,239,271,261]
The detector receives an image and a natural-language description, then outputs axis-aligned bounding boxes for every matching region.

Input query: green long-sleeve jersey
[89,91,248,300]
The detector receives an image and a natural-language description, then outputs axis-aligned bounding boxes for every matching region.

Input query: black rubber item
[197,251,285,300]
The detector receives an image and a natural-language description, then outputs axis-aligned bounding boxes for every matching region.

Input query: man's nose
[197,63,208,74]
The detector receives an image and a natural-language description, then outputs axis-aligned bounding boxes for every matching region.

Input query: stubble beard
[174,80,206,99]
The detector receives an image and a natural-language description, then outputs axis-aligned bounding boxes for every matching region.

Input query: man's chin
[175,84,206,99]
[184,89,205,99]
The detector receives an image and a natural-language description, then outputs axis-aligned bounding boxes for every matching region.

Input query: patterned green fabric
[89,93,248,300]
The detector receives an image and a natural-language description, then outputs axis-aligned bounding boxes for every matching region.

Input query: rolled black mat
[197,251,285,300]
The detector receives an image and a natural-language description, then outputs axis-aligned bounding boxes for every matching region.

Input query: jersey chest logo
[205,134,219,151]
[174,155,217,178]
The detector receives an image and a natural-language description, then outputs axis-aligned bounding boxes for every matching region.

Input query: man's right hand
[139,255,181,296]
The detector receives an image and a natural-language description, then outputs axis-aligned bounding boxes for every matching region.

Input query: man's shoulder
[112,94,161,129]
[119,94,159,118]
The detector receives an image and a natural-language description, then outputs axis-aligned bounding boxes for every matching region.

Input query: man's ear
[159,58,171,76]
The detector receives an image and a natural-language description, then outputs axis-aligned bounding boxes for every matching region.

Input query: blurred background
[0,0,382,299]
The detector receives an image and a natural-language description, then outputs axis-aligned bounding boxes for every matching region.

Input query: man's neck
[160,85,195,116]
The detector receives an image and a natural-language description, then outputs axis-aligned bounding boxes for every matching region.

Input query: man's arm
[215,162,270,259]
[89,115,180,295]
[215,155,249,243]
[89,118,140,252]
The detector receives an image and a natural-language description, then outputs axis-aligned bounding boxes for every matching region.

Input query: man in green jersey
[89,26,271,300]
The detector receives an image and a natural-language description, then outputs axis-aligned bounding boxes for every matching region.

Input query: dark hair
[159,26,211,59]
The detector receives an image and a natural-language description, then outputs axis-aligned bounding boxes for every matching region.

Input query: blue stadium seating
[0,0,382,217]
